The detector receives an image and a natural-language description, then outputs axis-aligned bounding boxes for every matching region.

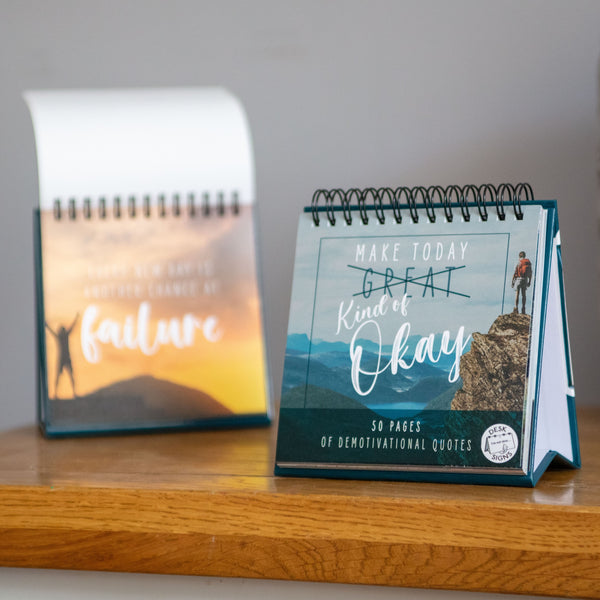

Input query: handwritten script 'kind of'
[80,301,222,363]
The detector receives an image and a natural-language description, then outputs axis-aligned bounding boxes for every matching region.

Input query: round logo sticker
[481,424,519,464]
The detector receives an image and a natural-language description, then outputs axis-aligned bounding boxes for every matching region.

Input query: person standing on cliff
[511,251,532,314]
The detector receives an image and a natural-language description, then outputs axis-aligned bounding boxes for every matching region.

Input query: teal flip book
[275,184,580,486]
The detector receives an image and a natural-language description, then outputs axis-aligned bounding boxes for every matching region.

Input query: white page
[533,233,574,471]
[24,87,255,209]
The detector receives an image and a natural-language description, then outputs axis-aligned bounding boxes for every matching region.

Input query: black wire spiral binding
[310,183,534,227]
[51,191,242,220]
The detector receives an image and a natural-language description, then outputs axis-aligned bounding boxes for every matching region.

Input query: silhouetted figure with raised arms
[46,313,79,399]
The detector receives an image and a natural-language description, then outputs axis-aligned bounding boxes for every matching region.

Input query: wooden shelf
[0,408,598,598]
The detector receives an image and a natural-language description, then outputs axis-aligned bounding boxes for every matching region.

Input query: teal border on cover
[274,463,535,487]
[524,202,556,477]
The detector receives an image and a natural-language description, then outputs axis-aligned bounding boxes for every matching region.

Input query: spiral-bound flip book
[275,186,580,486]
[27,88,271,436]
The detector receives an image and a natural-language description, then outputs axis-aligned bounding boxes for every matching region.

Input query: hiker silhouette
[46,313,79,399]
[511,251,532,315]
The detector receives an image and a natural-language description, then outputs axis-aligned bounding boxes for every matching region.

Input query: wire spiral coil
[310,183,534,227]
[51,191,241,220]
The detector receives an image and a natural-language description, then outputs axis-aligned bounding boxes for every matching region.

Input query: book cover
[37,203,270,434]
[276,202,550,479]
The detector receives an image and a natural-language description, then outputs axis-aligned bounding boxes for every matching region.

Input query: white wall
[0,569,577,600]
[0,1,598,598]
[0,0,599,430]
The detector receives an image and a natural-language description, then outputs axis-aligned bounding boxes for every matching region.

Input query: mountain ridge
[49,374,231,425]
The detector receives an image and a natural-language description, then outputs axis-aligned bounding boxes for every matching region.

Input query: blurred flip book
[26,88,271,436]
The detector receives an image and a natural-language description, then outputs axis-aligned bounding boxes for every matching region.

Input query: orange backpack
[516,258,531,278]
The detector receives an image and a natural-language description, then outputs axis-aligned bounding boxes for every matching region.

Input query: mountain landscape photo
[282,333,464,415]
[49,375,232,430]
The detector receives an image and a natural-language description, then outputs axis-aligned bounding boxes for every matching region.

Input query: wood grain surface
[0,408,598,598]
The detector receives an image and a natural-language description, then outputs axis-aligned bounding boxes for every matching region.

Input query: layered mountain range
[282,333,461,412]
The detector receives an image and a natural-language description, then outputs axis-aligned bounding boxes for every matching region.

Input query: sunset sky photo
[40,205,268,417]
